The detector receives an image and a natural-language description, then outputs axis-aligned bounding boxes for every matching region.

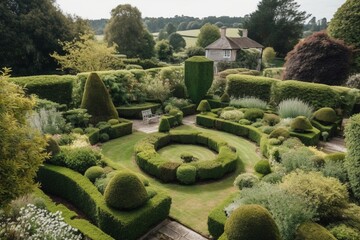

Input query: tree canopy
[155,40,173,62]
[168,33,186,52]
[196,23,220,48]
[104,4,155,59]
[243,0,309,56]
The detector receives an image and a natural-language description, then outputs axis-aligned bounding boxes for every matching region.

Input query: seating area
[142,109,161,124]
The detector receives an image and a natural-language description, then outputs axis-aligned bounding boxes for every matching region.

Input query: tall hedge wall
[345,113,360,200]
[226,75,279,102]
[10,75,75,106]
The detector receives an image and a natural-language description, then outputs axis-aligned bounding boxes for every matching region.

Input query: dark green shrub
[116,102,161,119]
[84,166,105,183]
[291,116,313,132]
[185,56,214,104]
[80,72,118,124]
[254,160,271,175]
[45,136,60,157]
[176,165,197,185]
[172,84,187,99]
[197,100,211,113]
[220,93,230,103]
[72,128,84,134]
[345,113,360,200]
[224,204,281,240]
[104,172,148,210]
[263,113,280,126]
[64,148,100,174]
[180,153,196,163]
[269,127,290,139]
[108,119,119,125]
[158,118,170,132]
[244,108,264,121]
[295,222,336,240]
[313,107,338,124]
[100,133,110,142]
[261,172,284,184]
[158,162,181,183]
[63,108,91,128]
[233,173,259,190]
[88,130,100,145]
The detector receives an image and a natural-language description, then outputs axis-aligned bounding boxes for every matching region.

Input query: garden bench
[141,109,160,124]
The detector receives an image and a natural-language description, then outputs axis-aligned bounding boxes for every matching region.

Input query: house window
[224,50,231,58]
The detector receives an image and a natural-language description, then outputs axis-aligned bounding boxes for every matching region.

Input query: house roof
[205,37,264,50]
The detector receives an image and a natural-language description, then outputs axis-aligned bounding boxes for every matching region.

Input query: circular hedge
[134,130,238,184]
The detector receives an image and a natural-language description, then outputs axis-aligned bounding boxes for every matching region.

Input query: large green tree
[243,0,309,56]
[0,0,90,75]
[0,68,47,208]
[104,4,155,59]
[168,33,186,52]
[328,0,360,72]
[196,23,220,48]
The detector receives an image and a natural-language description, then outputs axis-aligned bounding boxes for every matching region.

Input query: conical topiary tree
[80,72,118,124]
[185,56,213,104]
[197,100,211,113]
[158,118,170,132]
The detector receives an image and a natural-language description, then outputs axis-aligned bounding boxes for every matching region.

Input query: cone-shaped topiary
[84,166,105,183]
[269,127,290,139]
[291,116,313,132]
[104,171,148,210]
[313,107,337,124]
[185,56,214,104]
[45,135,60,157]
[296,222,337,240]
[220,92,230,103]
[197,100,211,113]
[225,204,281,240]
[80,72,118,124]
[158,118,170,132]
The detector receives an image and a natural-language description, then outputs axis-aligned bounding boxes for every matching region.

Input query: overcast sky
[56,0,345,20]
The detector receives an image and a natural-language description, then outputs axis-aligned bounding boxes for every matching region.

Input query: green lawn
[101,124,260,236]
[158,144,217,163]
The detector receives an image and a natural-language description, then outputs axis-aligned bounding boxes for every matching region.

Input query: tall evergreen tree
[243,0,309,56]
[196,23,220,48]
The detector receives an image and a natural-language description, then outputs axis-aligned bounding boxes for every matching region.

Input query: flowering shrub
[0,204,82,239]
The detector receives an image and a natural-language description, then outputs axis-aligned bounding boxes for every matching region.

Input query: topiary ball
[108,119,120,125]
[313,107,338,124]
[269,127,290,139]
[225,204,281,240]
[291,116,313,132]
[296,222,337,240]
[158,118,170,132]
[254,160,271,175]
[197,100,211,113]
[104,172,148,210]
[244,108,264,122]
[220,92,230,103]
[84,166,105,182]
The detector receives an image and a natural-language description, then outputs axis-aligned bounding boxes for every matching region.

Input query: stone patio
[132,115,196,133]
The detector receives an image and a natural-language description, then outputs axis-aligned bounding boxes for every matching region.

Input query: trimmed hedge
[37,164,171,240]
[180,104,197,116]
[207,99,230,109]
[296,222,336,240]
[290,127,320,146]
[176,165,197,184]
[88,120,132,145]
[10,75,75,106]
[116,102,161,119]
[311,119,341,138]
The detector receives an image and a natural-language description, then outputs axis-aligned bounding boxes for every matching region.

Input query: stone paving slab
[133,115,197,133]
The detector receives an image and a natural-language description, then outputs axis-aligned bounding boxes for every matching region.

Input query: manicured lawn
[101,124,261,236]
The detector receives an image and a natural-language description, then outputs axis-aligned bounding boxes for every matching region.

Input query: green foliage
[0,70,47,208]
[284,32,352,85]
[345,113,360,200]
[281,171,349,219]
[63,108,91,128]
[158,118,171,132]
[168,33,186,52]
[313,107,338,124]
[117,102,161,119]
[224,204,281,240]
[158,162,181,182]
[226,75,279,102]
[176,165,197,185]
[155,40,173,62]
[328,0,360,72]
[280,146,316,172]
[84,166,105,183]
[185,56,214,104]
[278,98,314,119]
[269,127,289,139]
[196,23,220,48]
[262,47,276,66]
[263,67,285,79]
[220,93,230,103]
[291,116,313,132]
[254,160,271,175]
[105,4,155,58]
[104,171,148,210]
[45,135,61,157]
[328,224,360,240]
[80,72,119,124]
[185,46,205,58]
[220,109,244,122]
[239,119,251,125]
[296,222,337,240]
[244,108,264,121]
[233,173,259,190]
[197,100,211,112]
[230,96,268,109]
[100,133,110,142]
[346,74,360,89]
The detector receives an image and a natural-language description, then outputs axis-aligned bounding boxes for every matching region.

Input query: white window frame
[224,50,231,58]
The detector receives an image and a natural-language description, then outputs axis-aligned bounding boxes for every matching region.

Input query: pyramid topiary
[225,204,281,240]
[220,92,230,103]
[158,118,170,132]
[313,107,337,124]
[185,56,214,104]
[84,166,105,183]
[197,100,211,113]
[291,116,313,132]
[80,72,118,124]
[104,171,148,210]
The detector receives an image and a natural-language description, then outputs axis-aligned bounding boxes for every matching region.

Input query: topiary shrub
[172,84,187,98]
[220,93,230,103]
[263,113,280,126]
[254,160,271,175]
[313,107,338,124]
[176,165,197,185]
[104,171,148,210]
[185,56,214,104]
[238,119,251,125]
[296,222,337,240]
[197,100,211,113]
[158,162,181,183]
[291,116,313,132]
[224,204,281,240]
[100,133,110,142]
[72,128,84,134]
[180,153,197,163]
[45,135,60,157]
[80,72,119,124]
[244,108,264,122]
[158,118,170,132]
[108,119,120,125]
[269,127,290,139]
[233,173,259,190]
[84,166,105,183]
[328,224,360,240]
[283,32,352,86]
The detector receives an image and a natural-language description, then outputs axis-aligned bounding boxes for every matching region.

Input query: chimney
[221,26,227,38]
[242,29,248,37]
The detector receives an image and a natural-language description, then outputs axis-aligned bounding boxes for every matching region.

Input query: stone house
[205,27,264,71]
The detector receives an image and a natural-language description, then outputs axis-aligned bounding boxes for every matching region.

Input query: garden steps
[318,137,346,153]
